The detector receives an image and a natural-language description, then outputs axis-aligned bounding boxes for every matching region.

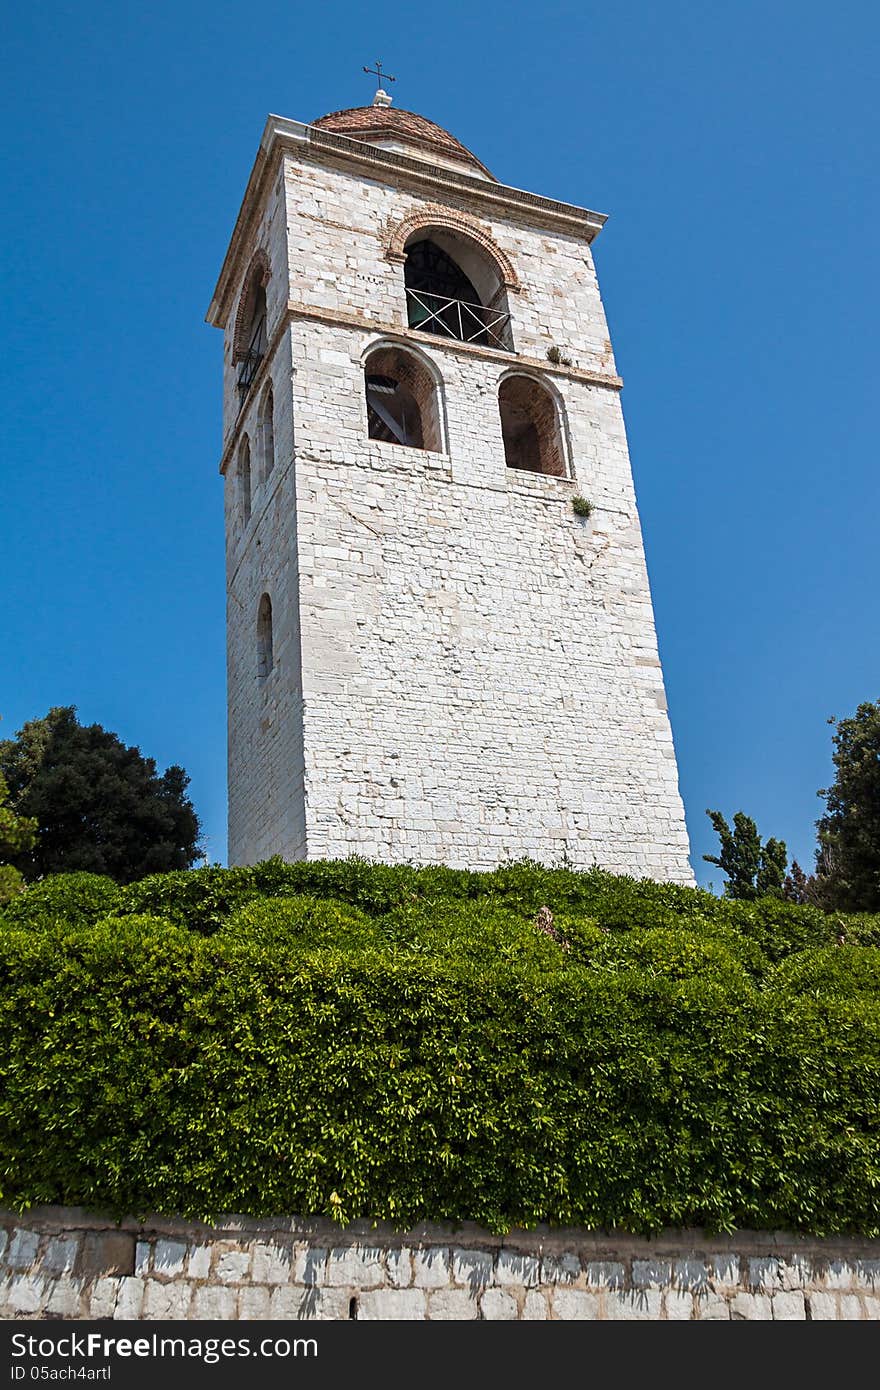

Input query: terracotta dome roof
[311,105,495,180]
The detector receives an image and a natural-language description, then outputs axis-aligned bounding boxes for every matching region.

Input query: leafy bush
[2,858,880,1235]
[0,872,120,929]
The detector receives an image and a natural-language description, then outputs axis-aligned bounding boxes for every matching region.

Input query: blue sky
[3,1,878,883]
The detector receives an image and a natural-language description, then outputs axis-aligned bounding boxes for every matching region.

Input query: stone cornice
[218,306,622,476]
[206,116,608,332]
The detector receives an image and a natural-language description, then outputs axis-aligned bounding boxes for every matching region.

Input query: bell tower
[206,86,693,880]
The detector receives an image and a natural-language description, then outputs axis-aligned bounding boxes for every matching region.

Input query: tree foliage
[0,707,202,884]
[0,772,37,905]
[813,699,880,913]
[703,809,787,900]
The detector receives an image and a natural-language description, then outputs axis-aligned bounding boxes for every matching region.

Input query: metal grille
[405,289,510,350]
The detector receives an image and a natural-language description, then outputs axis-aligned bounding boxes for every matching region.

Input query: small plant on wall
[546,345,573,367]
[572,496,593,518]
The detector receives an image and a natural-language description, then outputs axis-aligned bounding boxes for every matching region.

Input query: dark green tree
[0,770,38,904]
[703,809,787,900]
[0,707,203,884]
[813,698,880,912]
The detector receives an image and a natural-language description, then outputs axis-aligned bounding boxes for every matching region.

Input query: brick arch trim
[232,249,271,363]
[385,206,520,291]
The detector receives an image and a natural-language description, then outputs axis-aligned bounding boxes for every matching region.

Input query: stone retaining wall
[2,1209,879,1320]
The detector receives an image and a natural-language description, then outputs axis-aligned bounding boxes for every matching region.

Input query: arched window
[403,233,512,351]
[498,375,568,477]
[257,594,273,677]
[234,258,268,401]
[259,382,275,482]
[238,435,252,525]
[363,344,443,452]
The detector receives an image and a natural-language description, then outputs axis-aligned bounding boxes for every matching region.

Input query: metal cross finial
[363,60,396,92]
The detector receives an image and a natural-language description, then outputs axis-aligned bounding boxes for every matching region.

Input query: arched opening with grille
[257,593,273,678]
[403,231,512,351]
[498,374,568,477]
[237,435,252,525]
[234,255,269,402]
[363,343,444,452]
[259,382,275,482]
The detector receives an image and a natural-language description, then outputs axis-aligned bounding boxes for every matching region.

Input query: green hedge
[1,861,880,1234]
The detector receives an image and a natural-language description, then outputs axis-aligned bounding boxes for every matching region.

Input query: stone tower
[207,89,693,880]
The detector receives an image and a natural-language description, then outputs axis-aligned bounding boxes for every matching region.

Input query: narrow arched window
[260,382,275,482]
[403,233,511,350]
[238,436,252,525]
[257,593,273,677]
[498,375,568,477]
[363,344,443,452]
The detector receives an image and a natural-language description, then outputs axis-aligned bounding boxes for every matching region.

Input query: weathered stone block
[153,1239,188,1277]
[480,1289,518,1320]
[772,1291,806,1320]
[808,1292,838,1320]
[552,1289,600,1320]
[192,1285,237,1320]
[427,1288,479,1320]
[632,1259,672,1288]
[239,1286,272,1319]
[583,1261,625,1289]
[694,1293,730,1320]
[252,1241,293,1284]
[540,1254,581,1284]
[385,1247,412,1288]
[325,1246,384,1287]
[215,1248,251,1284]
[143,1280,193,1319]
[7,1229,39,1270]
[80,1231,136,1278]
[451,1248,493,1287]
[134,1241,151,1276]
[496,1251,539,1287]
[822,1260,855,1290]
[412,1247,449,1287]
[4,1274,45,1314]
[187,1245,212,1280]
[673,1259,708,1291]
[730,1292,772,1320]
[358,1289,427,1320]
[42,1236,79,1274]
[89,1277,119,1319]
[839,1294,864,1320]
[748,1257,780,1291]
[664,1290,694,1320]
[707,1254,739,1286]
[294,1247,328,1286]
[113,1276,144,1320]
[605,1289,662,1320]
[45,1277,83,1317]
[522,1291,548,1320]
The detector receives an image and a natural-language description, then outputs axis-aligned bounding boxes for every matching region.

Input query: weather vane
[363,60,396,96]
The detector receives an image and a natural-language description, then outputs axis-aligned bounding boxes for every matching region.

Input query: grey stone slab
[113,1276,144,1320]
[357,1289,427,1320]
[551,1289,600,1321]
[772,1291,806,1320]
[7,1229,39,1270]
[451,1248,493,1287]
[153,1239,188,1277]
[80,1232,135,1278]
[632,1259,672,1288]
[427,1288,480,1320]
[480,1288,518,1320]
[605,1289,663,1320]
[496,1251,539,1287]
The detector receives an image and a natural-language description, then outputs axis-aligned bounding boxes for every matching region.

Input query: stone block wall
[2,1209,879,1321]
